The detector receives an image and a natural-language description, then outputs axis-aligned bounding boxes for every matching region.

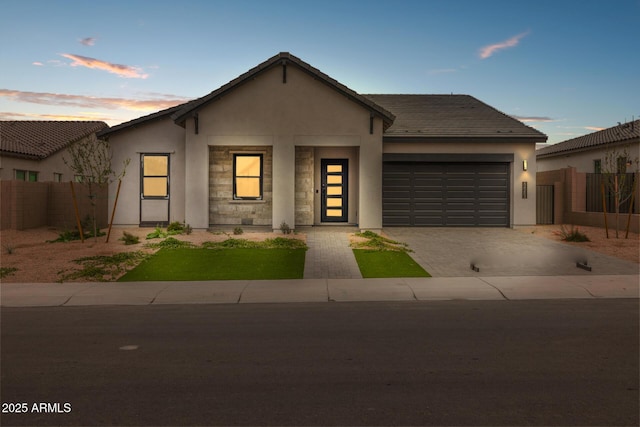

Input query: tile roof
[364,94,547,140]
[171,52,396,129]
[536,119,640,158]
[0,121,108,160]
[96,54,548,143]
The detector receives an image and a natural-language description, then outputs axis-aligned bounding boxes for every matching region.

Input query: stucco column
[359,132,383,230]
[272,136,296,231]
[184,127,209,229]
[513,145,537,226]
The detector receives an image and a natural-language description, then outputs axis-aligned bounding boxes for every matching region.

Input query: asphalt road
[1,300,638,426]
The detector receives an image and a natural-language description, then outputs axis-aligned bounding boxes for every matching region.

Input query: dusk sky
[1,0,638,144]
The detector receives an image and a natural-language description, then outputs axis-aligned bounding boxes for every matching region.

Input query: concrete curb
[1,275,638,307]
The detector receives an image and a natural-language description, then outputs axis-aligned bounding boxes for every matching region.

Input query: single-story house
[535,119,639,228]
[0,121,108,182]
[99,52,547,230]
[0,121,110,230]
[537,119,640,174]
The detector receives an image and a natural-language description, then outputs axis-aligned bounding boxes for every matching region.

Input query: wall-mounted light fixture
[523,159,528,171]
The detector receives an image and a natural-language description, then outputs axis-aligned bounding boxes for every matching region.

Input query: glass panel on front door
[321,159,348,222]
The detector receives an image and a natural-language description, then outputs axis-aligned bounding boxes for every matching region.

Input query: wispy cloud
[511,115,554,122]
[79,37,96,46]
[479,31,530,59]
[585,126,605,131]
[0,111,114,121]
[32,61,43,66]
[61,53,149,79]
[0,89,191,111]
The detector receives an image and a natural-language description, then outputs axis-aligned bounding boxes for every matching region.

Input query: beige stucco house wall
[384,141,537,226]
[101,53,546,230]
[0,149,72,182]
[104,57,388,230]
[537,140,640,173]
[108,117,186,225]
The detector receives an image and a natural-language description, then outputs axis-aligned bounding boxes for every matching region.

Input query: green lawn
[353,250,430,278]
[118,248,306,281]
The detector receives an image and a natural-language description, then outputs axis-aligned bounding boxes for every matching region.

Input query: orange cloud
[479,31,530,59]
[585,126,605,131]
[61,53,149,79]
[0,89,191,111]
[0,111,115,121]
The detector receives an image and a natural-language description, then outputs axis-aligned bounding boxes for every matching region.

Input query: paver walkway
[301,226,362,279]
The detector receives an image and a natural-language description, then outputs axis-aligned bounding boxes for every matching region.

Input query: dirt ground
[0,225,638,283]
[0,226,304,283]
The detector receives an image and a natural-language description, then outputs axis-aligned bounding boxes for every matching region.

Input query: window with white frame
[15,170,38,182]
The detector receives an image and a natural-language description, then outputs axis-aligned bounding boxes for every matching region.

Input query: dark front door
[321,159,348,222]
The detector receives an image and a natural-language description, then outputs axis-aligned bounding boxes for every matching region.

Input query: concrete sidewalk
[1,275,638,307]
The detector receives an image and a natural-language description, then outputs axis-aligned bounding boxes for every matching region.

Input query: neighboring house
[537,119,640,173]
[0,121,109,230]
[99,52,547,230]
[535,120,640,228]
[0,121,109,182]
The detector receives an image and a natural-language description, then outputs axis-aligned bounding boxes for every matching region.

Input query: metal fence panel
[586,173,635,213]
[536,185,554,224]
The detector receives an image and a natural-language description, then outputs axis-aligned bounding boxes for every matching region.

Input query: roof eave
[537,136,639,158]
[98,105,184,138]
[171,52,396,128]
[0,150,42,160]
[383,134,547,143]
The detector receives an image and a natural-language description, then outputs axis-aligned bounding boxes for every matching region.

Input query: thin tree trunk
[625,177,637,239]
[614,175,619,238]
[601,182,609,238]
[106,179,122,243]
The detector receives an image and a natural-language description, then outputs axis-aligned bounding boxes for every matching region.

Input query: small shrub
[202,239,257,249]
[146,226,168,239]
[263,237,307,250]
[554,225,590,242]
[48,228,105,243]
[184,223,193,235]
[58,251,148,282]
[3,244,15,254]
[167,221,185,234]
[145,237,194,249]
[0,267,18,278]
[280,221,291,235]
[201,238,307,250]
[120,231,140,245]
[233,227,244,235]
[353,231,410,252]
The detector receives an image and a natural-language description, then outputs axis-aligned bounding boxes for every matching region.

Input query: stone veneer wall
[209,146,273,226]
[295,147,314,225]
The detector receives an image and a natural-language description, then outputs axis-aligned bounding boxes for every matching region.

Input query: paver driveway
[384,227,640,277]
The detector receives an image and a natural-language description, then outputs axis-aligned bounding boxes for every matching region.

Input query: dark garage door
[383,162,510,227]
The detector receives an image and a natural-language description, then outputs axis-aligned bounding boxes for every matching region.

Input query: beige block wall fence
[1,181,108,230]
